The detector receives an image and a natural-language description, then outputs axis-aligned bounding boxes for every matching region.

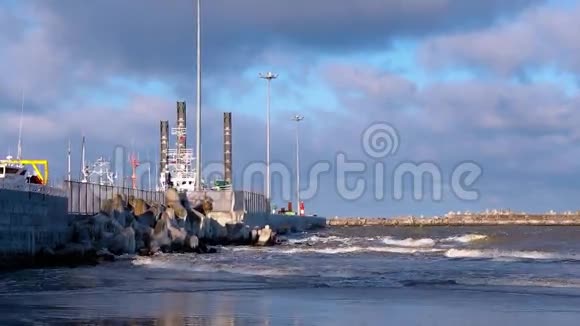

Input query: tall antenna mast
[17,89,24,160]
[129,152,140,190]
[195,0,202,191]
[81,136,87,182]
[155,156,159,191]
[67,139,71,181]
[146,150,152,191]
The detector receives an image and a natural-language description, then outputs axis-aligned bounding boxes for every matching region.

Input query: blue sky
[1,0,580,216]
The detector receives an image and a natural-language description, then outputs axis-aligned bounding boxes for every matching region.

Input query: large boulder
[167,224,188,249]
[109,227,136,255]
[226,223,251,244]
[256,225,276,246]
[113,209,133,228]
[95,231,115,250]
[183,209,203,235]
[193,211,226,242]
[165,188,181,206]
[165,189,188,221]
[148,203,163,218]
[132,198,149,216]
[132,220,153,251]
[112,194,127,211]
[192,199,213,216]
[163,208,176,221]
[251,229,259,243]
[71,219,92,245]
[135,211,156,228]
[187,208,207,238]
[96,248,115,262]
[186,235,199,251]
[99,195,132,227]
[89,213,123,239]
[100,199,114,217]
[150,217,172,253]
[172,203,188,220]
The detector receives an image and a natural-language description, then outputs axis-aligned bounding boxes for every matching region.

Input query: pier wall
[0,185,69,261]
[243,213,326,233]
[190,190,325,233]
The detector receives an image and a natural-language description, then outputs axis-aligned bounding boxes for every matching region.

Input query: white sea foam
[442,234,488,243]
[382,236,436,248]
[132,256,297,276]
[444,248,580,261]
[287,235,352,245]
[275,246,443,255]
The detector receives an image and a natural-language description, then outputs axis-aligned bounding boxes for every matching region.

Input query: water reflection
[0,290,299,325]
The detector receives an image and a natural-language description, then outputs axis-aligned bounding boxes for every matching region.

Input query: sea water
[1,226,580,325]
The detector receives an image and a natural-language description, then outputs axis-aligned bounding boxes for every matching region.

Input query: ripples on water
[1,226,580,325]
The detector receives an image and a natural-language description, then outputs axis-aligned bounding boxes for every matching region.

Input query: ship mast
[17,89,24,161]
[67,140,71,181]
[81,136,87,182]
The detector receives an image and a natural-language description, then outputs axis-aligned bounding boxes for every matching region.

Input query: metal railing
[64,180,165,215]
[236,190,269,214]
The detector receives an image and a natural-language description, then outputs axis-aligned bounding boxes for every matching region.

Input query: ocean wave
[482,278,580,289]
[400,277,580,290]
[287,235,351,245]
[441,234,488,243]
[132,256,298,276]
[400,279,458,287]
[444,248,580,261]
[275,246,443,255]
[382,236,436,248]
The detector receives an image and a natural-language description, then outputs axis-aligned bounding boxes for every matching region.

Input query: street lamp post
[195,0,202,191]
[291,114,304,214]
[259,72,278,204]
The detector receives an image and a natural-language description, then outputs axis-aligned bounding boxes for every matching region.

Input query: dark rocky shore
[31,189,277,268]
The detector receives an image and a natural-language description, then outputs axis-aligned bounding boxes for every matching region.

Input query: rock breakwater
[329,213,580,227]
[40,189,277,266]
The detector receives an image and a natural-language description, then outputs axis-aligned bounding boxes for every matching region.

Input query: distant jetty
[329,211,580,227]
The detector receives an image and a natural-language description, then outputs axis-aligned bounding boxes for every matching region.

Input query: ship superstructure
[81,156,116,186]
[78,137,116,186]
[158,101,204,192]
[0,155,48,186]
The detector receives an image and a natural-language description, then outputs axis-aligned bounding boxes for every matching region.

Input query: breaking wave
[287,235,352,245]
[444,249,580,261]
[132,256,298,276]
[275,246,443,255]
[442,234,488,243]
[382,236,436,248]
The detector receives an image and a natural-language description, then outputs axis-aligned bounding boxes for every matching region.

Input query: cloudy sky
[1,0,579,216]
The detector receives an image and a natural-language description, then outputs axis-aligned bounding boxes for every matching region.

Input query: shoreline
[328,214,580,227]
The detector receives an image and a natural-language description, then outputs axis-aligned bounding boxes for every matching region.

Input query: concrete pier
[0,180,324,268]
[0,185,69,263]
[189,190,326,233]
[328,213,580,227]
